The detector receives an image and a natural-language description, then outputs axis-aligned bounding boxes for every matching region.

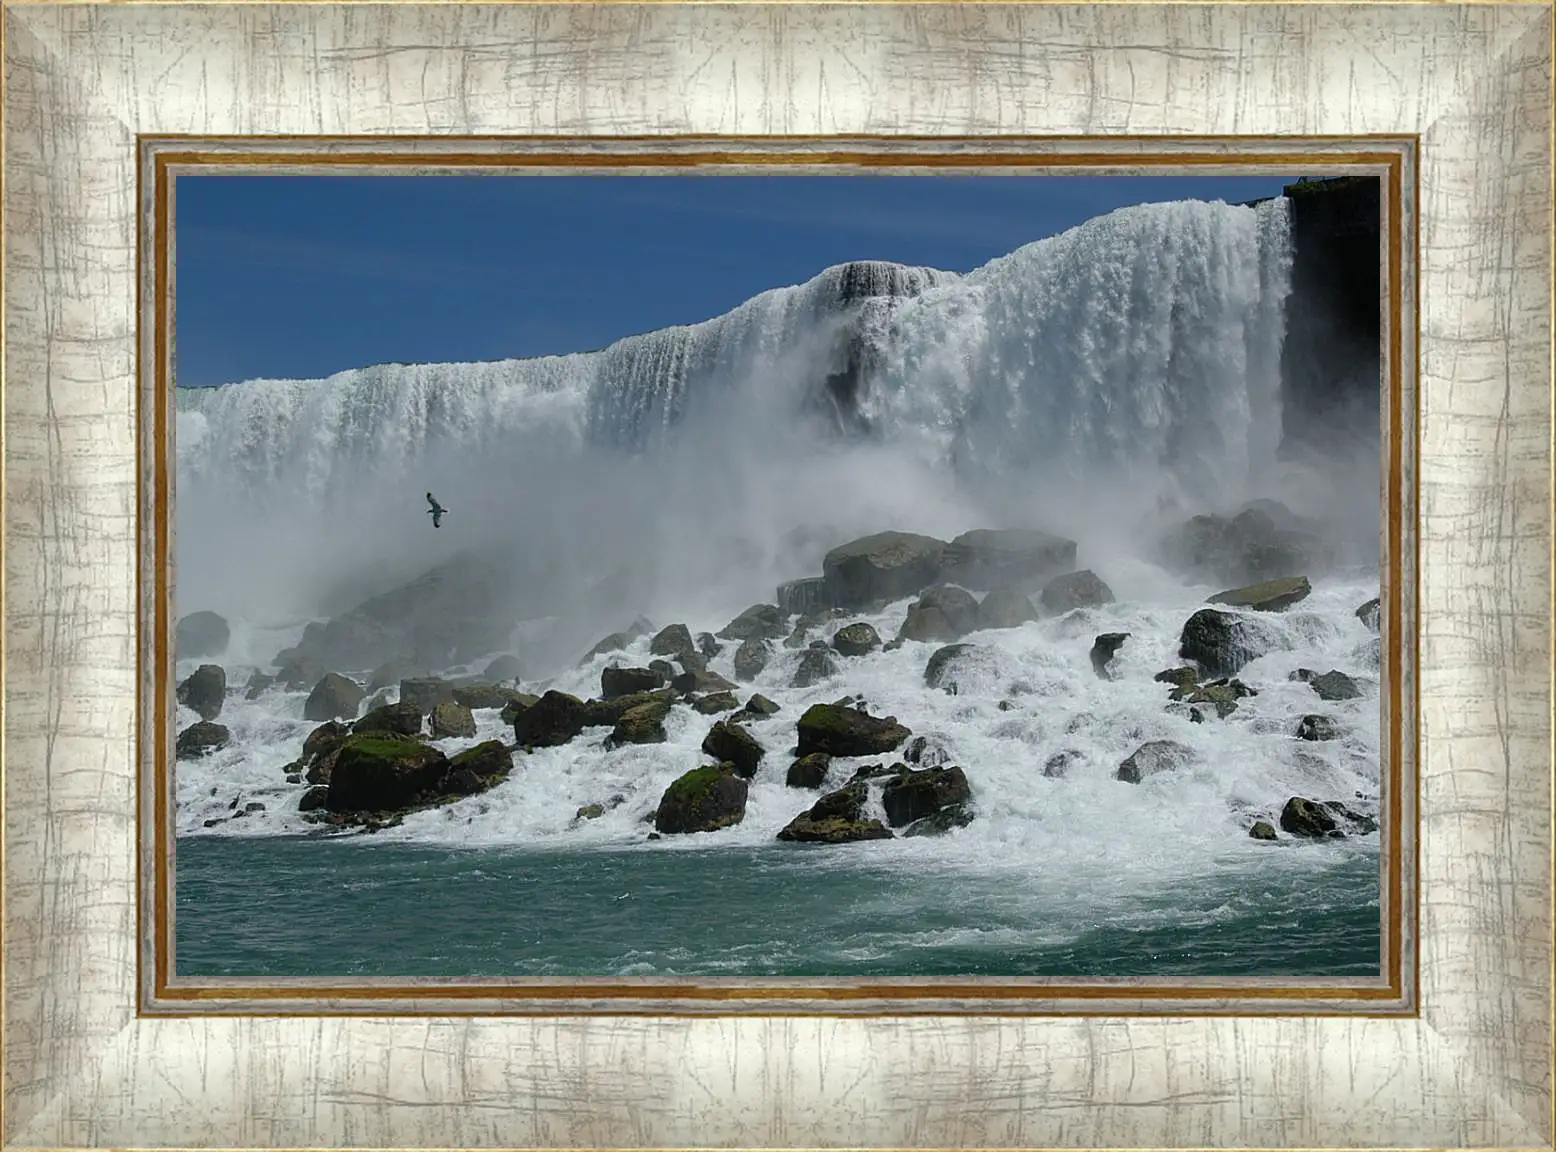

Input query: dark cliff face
[1274,176,1382,457]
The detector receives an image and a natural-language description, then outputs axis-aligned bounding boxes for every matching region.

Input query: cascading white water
[174,198,1293,629]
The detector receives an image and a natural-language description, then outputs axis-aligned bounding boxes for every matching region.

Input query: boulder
[917,584,981,635]
[796,703,910,757]
[367,660,407,693]
[831,622,882,657]
[1356,598,1381,633]
[610,698,673,746]
[671,667,739,696]
[940,528,1077,591]
[649,623,695,659]
[482,654,524,683]
[977,586,1038,631]
[1296,714,1341,741]
[1154,667,1200,691]
[1116,740,1194,783]
[1090,633,1130,680]
[776,576,830,617]
[1179,608,1282,679]
[822,531,947,609]
[512,690,592,748]
[583,688,677,726]
[1176,678,1256,719]
[716,604,787,642]
[903,803,975,837]
[693,691,739,715]
[1040,570,1115,614]
[399,678,456,716]
[326,735,450,814]
[791,647,841,688]
[298,786,330,813]
[303,672,365,722]
[176,664,227,722]
[904,735,952,768]
[701,720,765,778]
[601,664,668,698]
[881,765,971,827]
[175,611,230,660]
[923,643,994,693]
[275,652,324,692]
[580,617,656,664]
[894,604,959,644]
[175,721,230,760]
[744,694,780,716]
[499,692,541,725]
[777,780,893,843]
[1249,821,1278,841]
[695,632,723,659]
[448,739,513,783]
[353,701,423,737]
[1160,506,1333,586]
[1208,576,1312,613]
[1292,668,1363,701]
[733,638,771,681]
[786,752,832,789]
[430,701,477,738]
[1279,796,1343,838]
[654,765,749,834]
[1044,749,1083,778]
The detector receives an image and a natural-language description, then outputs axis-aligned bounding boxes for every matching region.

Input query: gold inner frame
[138,137,1419,1017]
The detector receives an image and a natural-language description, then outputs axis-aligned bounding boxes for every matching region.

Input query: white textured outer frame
[1,3,1550,1149]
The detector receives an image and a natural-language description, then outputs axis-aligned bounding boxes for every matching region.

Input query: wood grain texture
[3,3,1552,1147]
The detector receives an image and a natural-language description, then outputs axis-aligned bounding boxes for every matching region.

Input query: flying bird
[425,492,447,528]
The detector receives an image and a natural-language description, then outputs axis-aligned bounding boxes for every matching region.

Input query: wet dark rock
[326,735,449,814]
[796,703,910,757]
[777,780,893,844]
[298,786,330,812]
[1179,608,1280,679]
[1356,598,1381,633]
[609,698,673,746]
[601,664,668,699]
[1279,796,1342,838]
[940,528,1076,591]
[399,677,456,716]
[353,702,423,737]
[787,752,832,789]
[743,694,780,716]
[914,584,981,636]
[1296,714,1341,741]
[791,647,841,688]
[977,586,1038,631]
[512,690,592,748]
[649,623,695,659]
[1175,678,1256,719]
[832,622,882,657]
[176,611,230,660]
[177,664,227,722]
[580,618,655,664]
[430,700,477,739]
[1116,740,1194,783]
[734,638,771,681]
[176,721,230,760]
[1292,668,1363,701]
[303,721,352,762]
[903,735,952,768]
[776,576,831,617]
[696,632,722,658]
[923,642,994,694]
[903,802,975,837]
[717,603,787,642]
[1090,632,1130,680]
[822,531,947,609]
[655,765,748,834]
[583,688,677,726]
[1208,576,1312,613]
[303,672,364,722]
[1154,667,1200,691]
[1249,821,1278,841]
[881,765,971,827]
[693,691,739,715]
[499,692,541,726]
[702,719,765,778]
[452,683,513,711]
[671,666,739,696]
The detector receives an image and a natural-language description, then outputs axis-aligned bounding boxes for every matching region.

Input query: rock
[243,672,276,700]
[1179,608,1280,679]
[786,752,832,789]
[693,691,739,715]
[326,734,450,814]
[701,720,765,778]
[1297,714,1341,741]
[977,586,1038,630]
[796,703,910,757]
[583,688,677,726]
[940,528,1077,591]
[1090,633,1130,680]
[822,531,949,609]
[448,739,513,783]
[1044,749,1083,778]
[655,765,749,834]
[1162,506,1334,587]
[1040,569,1115,614]
[576,803,605,821]
[1179,678,1255,719]
[302,721,351,762]
[917,584,981,635]
[777,780,893,843]
[1154,667,1200,691]
[175,721,230,760]
[399,678,456,716]
[353,701,424,737]
[776,576,831,617]
[275,651,324,692]
[903,735,952,768]
[881,765,971,827]
[895,604,959,644]
[1208,576,1312,612]
[903,802,975,837]
[744,694,780,716]
[447,683,506,711]
[611,698,673,746]
[176,664,227,722]
[695,632,722,659]
[717,604,787,642]
[367,660,407,693]
[923,643,992,693]
[1292,668,1363,701]
[430,700,477,738]
[671,667,739,695]
[601,665,667,698]
[303,672,365,722]
[1116,740,1194,783]
[512,690,592,748]
[499,692,541,725]
[1279,796,1342,838]
[176,611,230,659]
[733,638,771,681]
[648,659,677,678]
[1249,821,1278,840]
[791,647,841,688]
[649,623,695,659]
[831,622,882,656]
[1356,598,1381,633]
[298,787,330,812]
[482,654,524,682]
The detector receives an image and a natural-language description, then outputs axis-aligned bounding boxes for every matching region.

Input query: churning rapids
[171,196,1384,977]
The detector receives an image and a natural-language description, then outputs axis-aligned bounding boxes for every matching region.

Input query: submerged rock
[1040,569,1115,614]
[1043,749,1083,778]
[1116,740,1194,783]
[1296,714,1341,741]
[1090,633,1130,680]
[922,642,997,695]
[1249,821,1278,841]
[177,664,227,722]
[176,721,230,760]
[1208,575,1312,612]
[176,611,230,660]
[903,802,975,837]
[1292,668,1363,701]
[822,531,947,608]
[796,703,911,757]
[655,765,749,834]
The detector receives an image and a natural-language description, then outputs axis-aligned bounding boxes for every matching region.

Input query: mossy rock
[702,719,765,778]
[449,740,513,781]
[831,622,882,657]
[1249,821,1278,841]
[610,698,673,746]
[903,801,975,837]
[325,734,449,814]
[786,752,832,789]
[452,683,513,710]
[500,692,541,725]
[430,700,477,738]
[654,765,749,834]
[880,765,971,827]
[796,703,910,758]
[776,815,893,844]
[513,690,591,748]
[353,701,423,737]
[693,691,739,716]
[1154,667,1200,691]
[585,687,677,726]
[601,664,668,699]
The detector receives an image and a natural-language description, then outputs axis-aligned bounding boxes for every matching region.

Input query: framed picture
[4,3,1550,1148]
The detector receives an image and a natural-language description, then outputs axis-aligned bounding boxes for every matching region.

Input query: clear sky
[174,173,1300,388]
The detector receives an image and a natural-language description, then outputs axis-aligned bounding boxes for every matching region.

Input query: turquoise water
[175,835,1382,978]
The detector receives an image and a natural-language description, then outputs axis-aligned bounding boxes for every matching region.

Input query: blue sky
[174,173,1299,388]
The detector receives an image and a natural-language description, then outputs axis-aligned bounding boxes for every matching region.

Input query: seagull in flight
[425,492,448,528]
